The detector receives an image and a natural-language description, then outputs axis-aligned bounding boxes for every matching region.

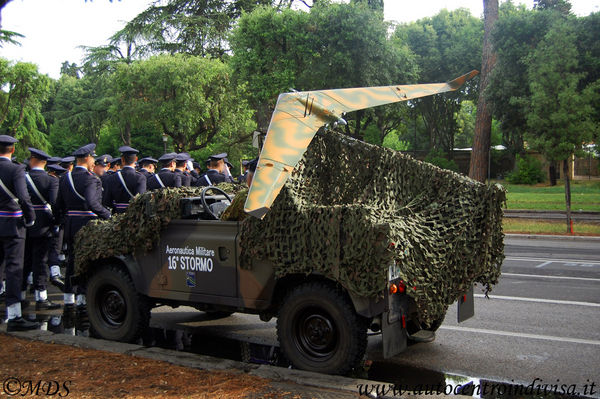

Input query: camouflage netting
[239,131,505,325]
[74,183,243,275]
[75,131,505,326]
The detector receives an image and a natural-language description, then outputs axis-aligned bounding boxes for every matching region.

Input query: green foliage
[110,54,255,154]
[0,58,51,158]
[525,16,596,163]
[393,9,483,153]
[47,73,110,155]
[230,3,418,136]
[382,130,410,152]
[0,29,23,47]
[506,154,545,184]
[455,100,502,148]
[424,149,459,172]
[487,3,547,154]
[110,0,273,59]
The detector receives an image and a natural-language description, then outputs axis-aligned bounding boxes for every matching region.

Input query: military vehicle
[76,71,506,375]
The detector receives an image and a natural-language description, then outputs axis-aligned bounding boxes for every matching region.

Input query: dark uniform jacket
[56,166,111,239]
[197,169,228,186]
[139,168,153,180]
[174,169,191,187]
[25,168,58,237]
[147,168,182,190]
[0,157,35,238]
[100,170,113,191]
[102,166,146,213]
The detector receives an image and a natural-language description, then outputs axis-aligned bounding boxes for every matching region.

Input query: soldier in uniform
[59,156,74,172]
[23,148,61,310]
[138,157,158,180]
[102,146,146,214]
[0,135,38,331]
[46,163,67,291]
[108,157,121,173]
[223,158,237,183]
[94,154,110,178]
[147,152,182,189]
[47,156,62,167]
[174,153,192,187]
[237,160,250,184]
[197,153,229,186]
[55,143,111,309]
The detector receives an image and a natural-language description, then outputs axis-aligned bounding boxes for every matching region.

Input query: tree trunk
[469,0,498,182]
[563,159,572,233]
[549,163,557,186]
[123,121,131,146]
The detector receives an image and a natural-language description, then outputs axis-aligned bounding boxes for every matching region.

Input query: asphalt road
[149,235,600,397]
[365,235,600,397]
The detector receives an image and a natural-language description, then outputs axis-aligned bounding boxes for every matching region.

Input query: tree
[487,4,550,173]
[113,0,273,59]
[575,12,600,144]
[0,58,51,158]
[230,3,417,139]
[47,73,111,155]
[229,6,309,131]
[394,9,482,155]
[110,54,255,152]
[469,0,498,182]
[526,16,597,232]
[60,61,80,78]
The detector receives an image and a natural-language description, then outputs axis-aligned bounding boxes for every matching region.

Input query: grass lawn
[503,218,600,236]
[500,180,600,212]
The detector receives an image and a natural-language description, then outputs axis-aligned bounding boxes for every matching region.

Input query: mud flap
[381,293,408,359]
[457,286,474,323]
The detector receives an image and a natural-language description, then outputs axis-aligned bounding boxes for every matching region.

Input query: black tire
[87,265,150,343]
[277,282,368,375]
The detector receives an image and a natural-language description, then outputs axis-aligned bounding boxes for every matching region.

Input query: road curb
[2,329,384,398]
[505,233,600,241]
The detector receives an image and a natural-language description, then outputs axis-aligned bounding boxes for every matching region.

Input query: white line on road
[501,272,600,283]
[474,294,600,307]
[505,257,600,265]
[535,261,553,268]
[440,325,600,346]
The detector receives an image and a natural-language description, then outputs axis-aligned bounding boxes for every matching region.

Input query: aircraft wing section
[244,93,327,219]
[244,70,478,219]
[314,70,479,114]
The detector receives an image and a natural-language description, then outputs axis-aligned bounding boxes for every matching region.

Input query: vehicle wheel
[277,281,368,375]
[87,265,150,342]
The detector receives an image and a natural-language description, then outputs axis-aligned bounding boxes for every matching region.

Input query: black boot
[50,275,65,292]
[36,299,62,311]
[7,316,39,332]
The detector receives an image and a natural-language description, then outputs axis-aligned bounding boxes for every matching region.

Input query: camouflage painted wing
[244,70,479,219]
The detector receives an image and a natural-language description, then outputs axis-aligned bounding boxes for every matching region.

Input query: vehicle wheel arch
[271,273,383,319]
[271,273,354,313]
[85,255,147,295]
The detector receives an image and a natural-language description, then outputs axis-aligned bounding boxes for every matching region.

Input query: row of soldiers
[0,136,253,331]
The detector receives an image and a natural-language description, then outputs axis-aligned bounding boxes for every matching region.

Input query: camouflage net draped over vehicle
[75,131,504,326]
[74,183,242,275]
[239,131,505,326]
